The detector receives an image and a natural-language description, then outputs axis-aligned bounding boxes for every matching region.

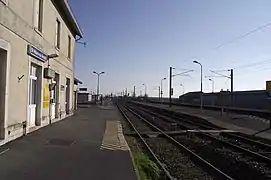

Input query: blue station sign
[27,45,48,62]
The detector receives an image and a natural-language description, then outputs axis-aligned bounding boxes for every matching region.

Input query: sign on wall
[43,83,50,108]
[27,45,48,62]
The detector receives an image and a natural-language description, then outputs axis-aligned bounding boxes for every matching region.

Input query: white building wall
[0,0,79,145]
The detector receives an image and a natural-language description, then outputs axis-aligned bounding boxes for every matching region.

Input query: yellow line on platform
[100,121,130,151]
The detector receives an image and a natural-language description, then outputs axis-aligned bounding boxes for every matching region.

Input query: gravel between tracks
[145,137,215,180]
[217,133,271,158]
[130,107,182,131]
[120,106,215,180]
[121,107,155,132]
[175,133,271,180]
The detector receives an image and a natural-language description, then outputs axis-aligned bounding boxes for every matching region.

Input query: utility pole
[93,71,105,104]
[161,77,166,104]
[230,69,234,107]
[208,69,234,108]
[209,79,214,93]
[193,61,203,111]
[180,84,185,95]
[169,67,172,107]
[125,88,127,96]
[133,86,136,97]
[158,86,161,100]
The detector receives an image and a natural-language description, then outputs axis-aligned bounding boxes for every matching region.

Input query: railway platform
[133,101,271,139]
[0,103,138,180]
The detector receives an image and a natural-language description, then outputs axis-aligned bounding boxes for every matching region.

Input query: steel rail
[221,132,271,151]
[117,104,175,180]
[123,104,234,180]
[137,105,271,164]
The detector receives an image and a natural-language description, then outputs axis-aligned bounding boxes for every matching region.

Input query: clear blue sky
[70,0,271,97]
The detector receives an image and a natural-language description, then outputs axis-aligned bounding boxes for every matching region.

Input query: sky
[69,0,271,97]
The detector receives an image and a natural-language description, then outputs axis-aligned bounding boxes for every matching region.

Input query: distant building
[0,0,83,145]
[179,90,269,110]
[74,78,83,110]
[78,92,90,104]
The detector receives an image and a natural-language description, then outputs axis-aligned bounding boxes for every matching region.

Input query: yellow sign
[266,81,271,92]
[43,82,50,108]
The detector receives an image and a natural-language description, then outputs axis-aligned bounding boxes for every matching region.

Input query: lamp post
[209,79,214,93]
[93,71,105,103]
[180,84,185,95]
[161,77,166,104]
[209,78,215,106]
[193,60,203,111]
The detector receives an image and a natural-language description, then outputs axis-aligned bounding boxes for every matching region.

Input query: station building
[0,0,83,145]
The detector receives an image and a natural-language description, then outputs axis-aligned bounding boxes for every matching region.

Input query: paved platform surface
[135,101,271,139]
[0,105,137,180]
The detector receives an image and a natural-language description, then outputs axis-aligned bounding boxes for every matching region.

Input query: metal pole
[209,79,214,93]
[97,74,100,102]
[161,79,163,104]
[200,64,203,111]
[230,69,233,107]
[158,86,160,100]
[181,84,184,95]
[133,86,136,97]
[209,79,214,106]
[169,67,172,107]
[212,81,214,93]
[145,85,147,96]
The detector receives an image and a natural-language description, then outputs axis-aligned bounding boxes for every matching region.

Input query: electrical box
[44,68,55,79]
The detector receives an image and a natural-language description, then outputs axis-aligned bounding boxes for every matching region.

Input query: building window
[56,19,61,49]
[29,65,37,105]
[68,35,71,59]
[34,0,43,32]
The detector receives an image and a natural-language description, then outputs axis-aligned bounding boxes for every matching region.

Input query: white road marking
[0,148,9,156]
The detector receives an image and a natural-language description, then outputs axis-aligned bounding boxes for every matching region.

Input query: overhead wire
[180,22,271,91]
[233,59,271,70]
[208,22,271,53]
[234,66,271,76]
[185,22,271,63]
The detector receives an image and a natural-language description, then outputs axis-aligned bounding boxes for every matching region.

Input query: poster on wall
[43,83,50,108]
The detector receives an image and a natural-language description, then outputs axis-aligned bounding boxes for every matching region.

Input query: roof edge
[74,78,83,84]
[52,0,83,38]
[63,0,83,38]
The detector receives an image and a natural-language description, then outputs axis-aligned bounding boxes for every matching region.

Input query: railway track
[117,103,234,180]
[130,103,271,159]
[125,102,271,179]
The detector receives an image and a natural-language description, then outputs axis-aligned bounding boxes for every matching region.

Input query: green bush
[134,152,161,180]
